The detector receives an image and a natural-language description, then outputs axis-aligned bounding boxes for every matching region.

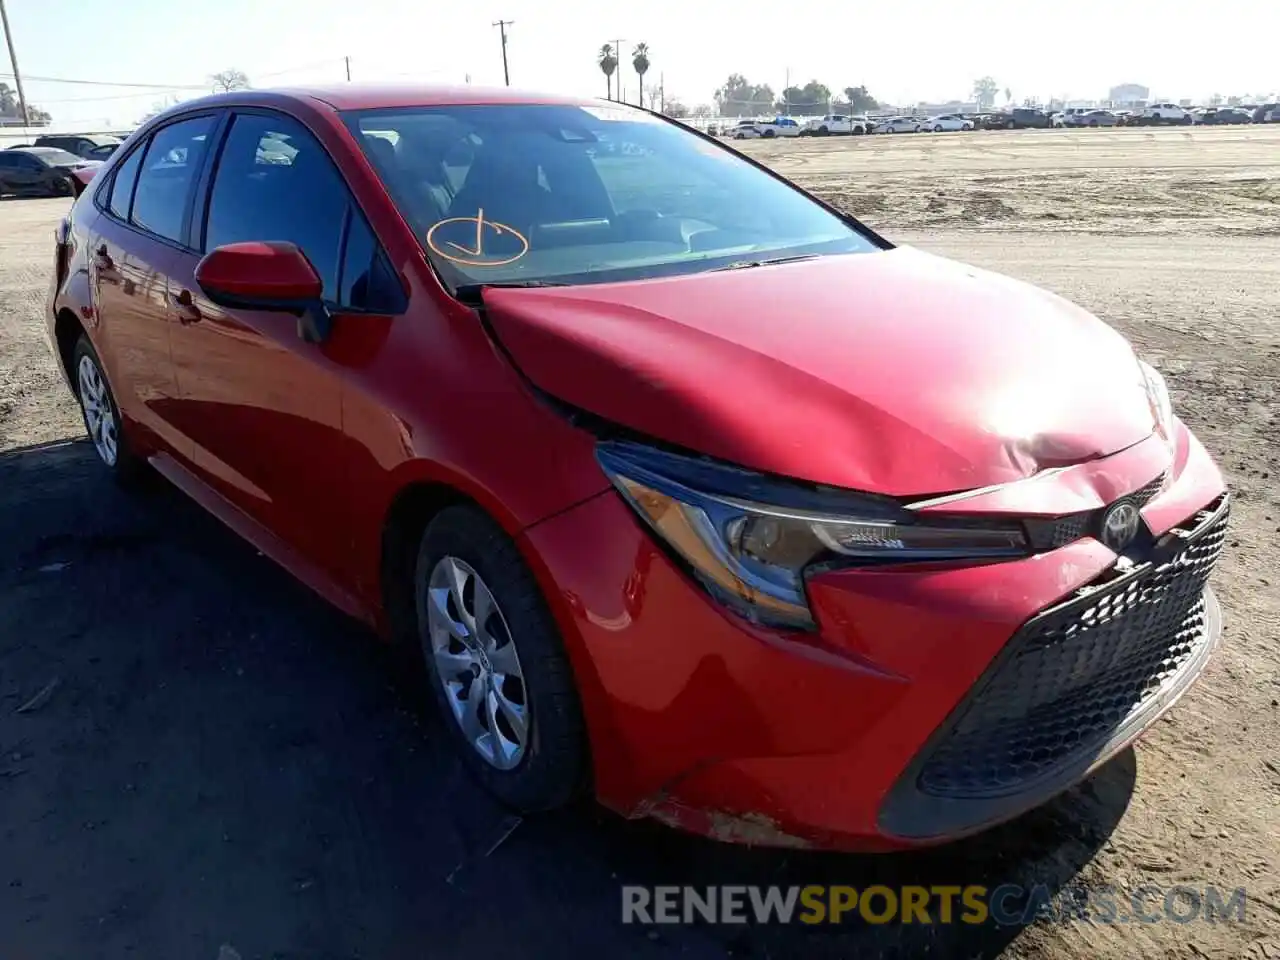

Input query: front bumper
[521,422,1228,850]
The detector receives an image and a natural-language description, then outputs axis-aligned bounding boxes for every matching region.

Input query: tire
[763,129,776,138]
[852,125,865,135]
[1005,120,1015,129]
[414,505,587,812]
[934,124,943,132]
[71,336,145,485]
[817,126,829,136]
[49,176,73,197]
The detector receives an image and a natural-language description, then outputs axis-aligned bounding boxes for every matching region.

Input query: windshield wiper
[454,280,567,307]
[709,254,822,272]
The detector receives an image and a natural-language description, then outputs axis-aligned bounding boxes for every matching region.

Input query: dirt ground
[1,126,1278,959]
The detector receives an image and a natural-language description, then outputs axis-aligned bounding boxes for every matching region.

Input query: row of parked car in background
[718,101,1280,138]
[0,134,122,198]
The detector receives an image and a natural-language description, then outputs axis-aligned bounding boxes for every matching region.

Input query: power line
[0,71,205,90]
[492,20,513,86]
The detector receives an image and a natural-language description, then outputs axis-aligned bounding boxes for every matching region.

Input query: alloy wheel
[77,354,119,467]
[425,556,530,770]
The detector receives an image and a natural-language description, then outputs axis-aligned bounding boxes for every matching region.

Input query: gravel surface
[2,127,1279,959]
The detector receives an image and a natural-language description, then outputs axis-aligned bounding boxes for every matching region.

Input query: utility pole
[0,0,30,126]
[493,20,513,86]
[344,56,351,81]
[613,38,625,102]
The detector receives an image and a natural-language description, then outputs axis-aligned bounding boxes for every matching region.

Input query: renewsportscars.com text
[621,884,1248,927]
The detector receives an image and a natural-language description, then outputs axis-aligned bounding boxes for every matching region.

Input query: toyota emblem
[1100,500,1141,552]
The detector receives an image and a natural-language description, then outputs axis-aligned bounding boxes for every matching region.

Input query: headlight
[597,442,1028,630]
[1139,359,1175,443]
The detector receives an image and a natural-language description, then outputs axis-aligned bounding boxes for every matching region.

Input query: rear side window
[131,116,215,244]
[108,147,144,220]
[204,113,347,300]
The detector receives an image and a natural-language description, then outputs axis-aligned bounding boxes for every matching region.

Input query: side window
[0,154,16,169]
[205,113,348,300]
[108,146,144,220]
[131,115,215,243]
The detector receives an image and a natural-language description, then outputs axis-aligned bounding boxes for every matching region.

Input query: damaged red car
[46,86,1228,850]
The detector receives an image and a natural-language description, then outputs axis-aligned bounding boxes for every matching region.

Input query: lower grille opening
[917,497,1228,800]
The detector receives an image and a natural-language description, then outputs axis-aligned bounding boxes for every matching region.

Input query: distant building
[1109,83,1150,102]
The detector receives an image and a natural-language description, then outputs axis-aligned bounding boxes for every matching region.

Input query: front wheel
[934,124,943,132]
[72,336,145,484]
[49,176,73,197]
[415,506,587,812]
[763,129,776,138]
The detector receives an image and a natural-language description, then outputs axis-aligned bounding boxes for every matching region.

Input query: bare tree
[210,69,251,93]
[140,95,181,123]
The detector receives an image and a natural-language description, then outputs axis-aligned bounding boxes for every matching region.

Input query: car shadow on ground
[0,439,1135,960]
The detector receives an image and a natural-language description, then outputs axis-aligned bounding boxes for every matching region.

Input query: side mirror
[194,241,332,343]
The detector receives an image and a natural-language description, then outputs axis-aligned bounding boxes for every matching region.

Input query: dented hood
[482,247,1156,496]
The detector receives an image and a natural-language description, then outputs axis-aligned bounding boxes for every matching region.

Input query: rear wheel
[72,336,144,484]
[49,176,73,198]
[414,506,587,812]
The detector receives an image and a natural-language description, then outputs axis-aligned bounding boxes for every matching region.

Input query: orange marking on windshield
[427,210,530,268]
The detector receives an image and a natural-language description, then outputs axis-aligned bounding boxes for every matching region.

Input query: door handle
[170,289,203,325]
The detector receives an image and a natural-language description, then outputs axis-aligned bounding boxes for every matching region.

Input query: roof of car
[166,83,596,115]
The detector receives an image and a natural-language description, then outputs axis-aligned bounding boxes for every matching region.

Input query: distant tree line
[0,82,52,125]
[712,74,880,117]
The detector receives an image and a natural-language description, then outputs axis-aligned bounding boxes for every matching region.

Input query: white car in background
[730,117,802,139]
[753,117,803,138]
[921,114,974,132]
[1142,102,1193,123]
[877,116,923,134]
[802,114,872,136]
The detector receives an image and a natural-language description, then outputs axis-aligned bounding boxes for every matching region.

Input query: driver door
[165,109,400,585]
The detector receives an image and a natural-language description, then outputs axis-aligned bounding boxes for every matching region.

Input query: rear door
[86,114,218,458]
[165,109,402,582]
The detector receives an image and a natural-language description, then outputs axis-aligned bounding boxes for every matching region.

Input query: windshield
[32,148,83,166]
[343,102,879,291]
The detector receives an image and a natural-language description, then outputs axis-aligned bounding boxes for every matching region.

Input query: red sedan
[46,85,1228,850]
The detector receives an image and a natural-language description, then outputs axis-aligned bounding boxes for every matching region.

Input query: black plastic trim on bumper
[878,494,1229,842]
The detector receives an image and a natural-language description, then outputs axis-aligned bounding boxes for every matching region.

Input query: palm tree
[632,43,650,107]
[597,44,618,100]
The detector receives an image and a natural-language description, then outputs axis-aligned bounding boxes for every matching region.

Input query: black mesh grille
[917,499,1229,799]
[1047,513,1090,549]
[1132,471,1168,507]
[1028,470,1168,551]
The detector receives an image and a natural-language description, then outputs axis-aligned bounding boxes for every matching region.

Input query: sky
[2,0,1277,128]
